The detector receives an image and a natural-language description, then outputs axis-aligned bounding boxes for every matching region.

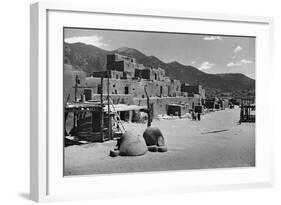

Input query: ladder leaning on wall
[108,98,126,134]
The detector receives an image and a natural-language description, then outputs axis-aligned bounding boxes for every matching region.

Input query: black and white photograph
[63,28,255,176]
[1,0,281,204]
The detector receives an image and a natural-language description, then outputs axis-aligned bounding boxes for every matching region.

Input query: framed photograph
[30,2,274,202]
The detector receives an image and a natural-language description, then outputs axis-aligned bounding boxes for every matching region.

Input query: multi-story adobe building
[64,53,206,117]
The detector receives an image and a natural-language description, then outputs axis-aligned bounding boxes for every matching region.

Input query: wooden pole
[73,75,79,131]
[74,75,79,102]
[107,71,112,140]
[100,77,104,141]
[144,85,151,127]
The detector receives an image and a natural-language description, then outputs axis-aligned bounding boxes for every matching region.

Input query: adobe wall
[91,94,135,105]
[92,70,124,79]
[133,96,202,117]
[114,53,136,64]
[106,53,137,79]
[181,84,205,99]
[111,70,123,79]
[85,77,143,96]
[151,67,166,81]
[169,79,181,96]
[63,64,87,105]
[84,76,202,116]
[85,77,172,98]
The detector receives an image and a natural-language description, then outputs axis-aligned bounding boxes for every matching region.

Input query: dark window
[97,84,102,94]
[125,86,129,94]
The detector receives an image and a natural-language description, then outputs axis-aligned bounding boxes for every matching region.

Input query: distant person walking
[197,112,201,121]
[192,111,196,120]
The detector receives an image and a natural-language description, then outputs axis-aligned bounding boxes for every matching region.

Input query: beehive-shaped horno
[119,130,148,156]
[143,127,168,152]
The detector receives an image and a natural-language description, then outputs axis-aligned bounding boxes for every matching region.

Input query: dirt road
[64,108,255,176]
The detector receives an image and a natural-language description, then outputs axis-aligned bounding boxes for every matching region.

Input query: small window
[125,86,129,94]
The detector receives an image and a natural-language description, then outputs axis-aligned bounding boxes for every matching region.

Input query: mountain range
[64,42,255,98]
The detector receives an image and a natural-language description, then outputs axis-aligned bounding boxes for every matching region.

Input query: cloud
[234,46,243,53]
[227,59,253,67]
[64,35,108,49]
[227,62,239,67]
[240,59,253,64]
[203,36,222,41]
[198,61,215,70]
[191,61,196,65]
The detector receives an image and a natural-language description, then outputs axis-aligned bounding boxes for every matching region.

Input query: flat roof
[65,102,147,112]
[104,104,147,112]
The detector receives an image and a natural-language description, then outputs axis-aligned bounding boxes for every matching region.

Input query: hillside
[64,42,255,97]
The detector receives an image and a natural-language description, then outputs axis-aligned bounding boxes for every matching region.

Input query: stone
[109,150,120,157]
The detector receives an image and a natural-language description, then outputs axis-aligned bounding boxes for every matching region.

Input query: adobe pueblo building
[76,53,205,115]
[64,53,206,142]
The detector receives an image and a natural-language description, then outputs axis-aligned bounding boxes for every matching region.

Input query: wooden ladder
[108,98,126,134]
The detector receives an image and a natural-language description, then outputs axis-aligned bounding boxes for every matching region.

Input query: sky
[64,28,255,79]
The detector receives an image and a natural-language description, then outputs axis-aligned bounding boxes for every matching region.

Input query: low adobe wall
[133,96,202,117]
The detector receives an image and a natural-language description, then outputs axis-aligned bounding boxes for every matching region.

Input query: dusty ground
[64,108,255,176]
